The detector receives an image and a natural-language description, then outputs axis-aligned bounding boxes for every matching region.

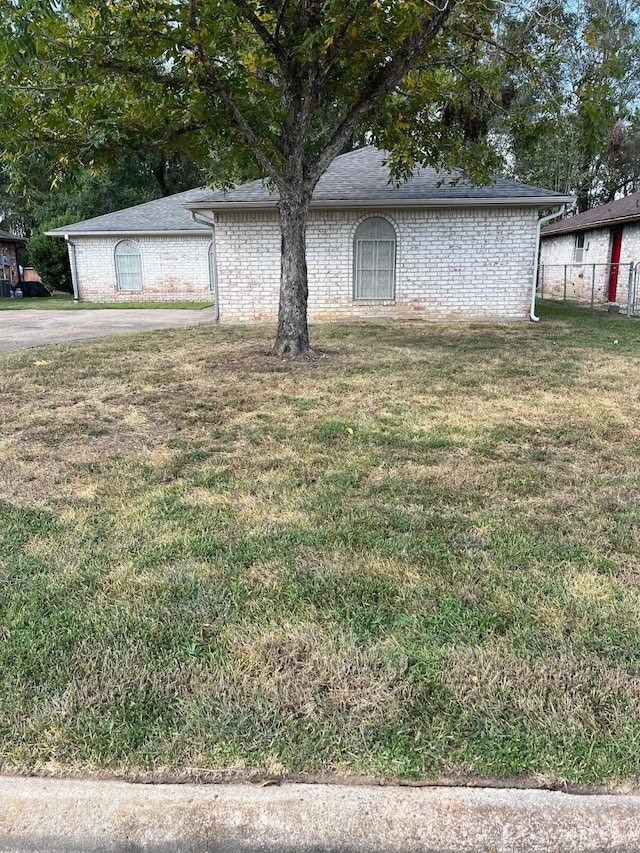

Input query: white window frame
[353,217,396,301]
[115,240,143,292]
[573,232,585,264]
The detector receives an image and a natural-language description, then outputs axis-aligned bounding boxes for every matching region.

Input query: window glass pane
[355,217,395,241]
[115,241,142,291]
[354,219,396,300]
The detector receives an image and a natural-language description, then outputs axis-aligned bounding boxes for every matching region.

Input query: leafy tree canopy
[0,0,528,353]
[501,0,640,211]
[0,151,206,286]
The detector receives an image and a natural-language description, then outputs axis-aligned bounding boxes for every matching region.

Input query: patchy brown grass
[1,306,640,782]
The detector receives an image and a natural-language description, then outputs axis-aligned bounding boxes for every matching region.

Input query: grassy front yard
[0,294,214,309]
[1,305,639,784]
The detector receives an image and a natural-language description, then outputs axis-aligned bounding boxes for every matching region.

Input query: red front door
[608,231,623,302]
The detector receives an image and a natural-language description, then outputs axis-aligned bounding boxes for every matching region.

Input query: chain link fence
[538,262,639,316]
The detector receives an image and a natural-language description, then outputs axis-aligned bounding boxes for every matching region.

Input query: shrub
[27,217,73,294]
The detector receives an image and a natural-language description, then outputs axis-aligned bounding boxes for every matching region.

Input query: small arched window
[115,240,142,292]
[353,217,396,300]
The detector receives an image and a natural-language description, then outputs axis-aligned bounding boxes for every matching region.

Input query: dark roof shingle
[188,146,570,207]
[48,147,571,236]
[542,191,640,236]
[0,230,27,243]
[47,188,211,236]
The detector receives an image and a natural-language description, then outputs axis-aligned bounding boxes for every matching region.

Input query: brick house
[0,230,27,286]
[48,147,571,322]
[540,192,640,307]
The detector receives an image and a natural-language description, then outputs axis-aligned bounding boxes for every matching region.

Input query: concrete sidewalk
[1,776,640,852]
[0,307,216,353]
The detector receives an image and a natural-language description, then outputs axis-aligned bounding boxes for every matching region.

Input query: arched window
[353,217,396,300]
[115,240,142,292]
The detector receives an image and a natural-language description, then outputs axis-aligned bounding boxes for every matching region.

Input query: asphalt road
[0,307,216,353]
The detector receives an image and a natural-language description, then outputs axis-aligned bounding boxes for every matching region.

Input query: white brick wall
[72,207,540,320]
[72,234,213,302]
[213,206,539,322]
[540,224,640,305]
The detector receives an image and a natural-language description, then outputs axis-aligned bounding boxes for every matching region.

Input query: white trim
[45,229,209,238]
[351,214,398,302]
[191,210,220,322]
[185,195,575,213]
[44,199,576,239]
[531,205,567,321]
[114,239,143,292]
[64,237,79,301]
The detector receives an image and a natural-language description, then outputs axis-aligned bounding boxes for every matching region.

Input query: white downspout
[530,205,566,321]
[65,235,80,302]
[190,211,219,321]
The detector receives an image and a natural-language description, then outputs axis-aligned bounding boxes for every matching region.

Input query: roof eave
[185,196,574,212]
[45,229,210,238]
[542,212,640,237]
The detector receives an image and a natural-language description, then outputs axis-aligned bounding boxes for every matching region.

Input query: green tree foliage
[503,0,640,211]
[32,153,204,224]
[1,150,207,250]
[27,217,74,294]
[1,0,518,353]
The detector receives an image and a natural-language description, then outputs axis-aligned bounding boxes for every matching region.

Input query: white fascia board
[44,229,209,238]
[184,196,575,212]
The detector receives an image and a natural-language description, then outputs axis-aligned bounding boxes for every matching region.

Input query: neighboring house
[48,147,571,323]
[0,230,27,287]
[540,192,640,307]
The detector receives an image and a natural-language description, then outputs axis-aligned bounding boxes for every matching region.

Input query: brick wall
[71,207,539,320]
[540,224,640,305]
[0,243,20,284]
[72,234,213,302]
[214,206,539,323]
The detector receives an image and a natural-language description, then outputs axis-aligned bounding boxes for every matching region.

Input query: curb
[2,776,640,852]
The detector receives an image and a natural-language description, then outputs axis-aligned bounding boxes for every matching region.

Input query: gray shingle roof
[47,188,211,236]
[48,147,571,236]
[188,147,571,208]
[542,191,640,236]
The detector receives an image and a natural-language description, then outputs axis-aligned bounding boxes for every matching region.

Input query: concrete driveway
[0,307,216,353]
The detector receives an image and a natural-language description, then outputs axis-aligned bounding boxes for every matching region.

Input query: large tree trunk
[273,190,313,357]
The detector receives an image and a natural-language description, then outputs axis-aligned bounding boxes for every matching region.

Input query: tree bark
[273,189,313,356]
[153,162,169,197]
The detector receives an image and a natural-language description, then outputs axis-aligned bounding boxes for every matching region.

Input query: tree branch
[195,50,283,188]
[311,0,457,181]
[458,28,529,66]
[184,0,283,188]
[274,0,287,50]
[95,60,186,89]
[226,0,286,70]
[300,8,360,139]
[241,64,281,89]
